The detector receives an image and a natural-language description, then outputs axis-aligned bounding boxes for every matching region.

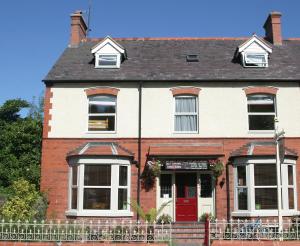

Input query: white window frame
[232,158,298,217]
[66,158,132,217]
[173,95,199,134]
[247,94,276,132]
[87,95,117,133]
[235,165,248,211]
[243,52,268,68]
[95,53,121,68]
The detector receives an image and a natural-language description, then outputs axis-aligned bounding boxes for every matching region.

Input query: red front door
[175,173,198,221]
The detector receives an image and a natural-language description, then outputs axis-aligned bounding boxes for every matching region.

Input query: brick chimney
[263,11,282,45]
[70,10,88,47]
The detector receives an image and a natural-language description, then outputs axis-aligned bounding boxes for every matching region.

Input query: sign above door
[165,160,208,170]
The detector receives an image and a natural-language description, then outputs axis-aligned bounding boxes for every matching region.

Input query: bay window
[174,95,198,132]
[67,159,131,216]
[233,159,297,217]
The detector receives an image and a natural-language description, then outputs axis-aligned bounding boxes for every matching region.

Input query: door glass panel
[200,174,212,198]
[177,184,185,198]
[187,186,196,198]
[160,174,172,198]
[176,173,196,198]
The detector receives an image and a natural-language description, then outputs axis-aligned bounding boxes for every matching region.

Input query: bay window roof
[230,141,298,159]
[67,142,134,159]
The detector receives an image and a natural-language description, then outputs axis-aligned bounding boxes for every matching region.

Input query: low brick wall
[211,240,300,246]
[0,243,168,246]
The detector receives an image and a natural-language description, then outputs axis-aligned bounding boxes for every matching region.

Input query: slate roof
[44,38,300,82]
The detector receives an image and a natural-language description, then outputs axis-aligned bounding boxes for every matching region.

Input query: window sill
[86,131,117,134]
[232,210,300,217]
[65,210,134,217]
[247,130,274,134]
[173,131,199,134]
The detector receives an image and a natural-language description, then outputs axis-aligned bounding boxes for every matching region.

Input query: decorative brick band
[243,86,278,95]
[170,87,201,96]
[85,87,120,96]
[43,85,53,138]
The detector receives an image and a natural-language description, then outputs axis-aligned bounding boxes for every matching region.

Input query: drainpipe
[226,164,230,222]
[137,81,143,221]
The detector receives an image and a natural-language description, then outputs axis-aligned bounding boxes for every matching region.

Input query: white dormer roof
[91,36,126,68]
[91,36,126,56]
[238,34,272,54]
[237,35,273,68]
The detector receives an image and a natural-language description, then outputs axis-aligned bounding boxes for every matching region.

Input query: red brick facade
[41,137,300,220]
[85,87,120,96]
[42,85,53,138]
[243,86,278,95]
[170,87,201,96]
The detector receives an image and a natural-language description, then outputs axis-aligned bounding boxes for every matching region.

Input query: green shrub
[0,179,47,221]
[130,200,171,223]
[199,212,215,222]
[157,214,172,224]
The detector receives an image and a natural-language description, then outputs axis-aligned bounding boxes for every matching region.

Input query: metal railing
[210,218,300,241]
[0,219,172,242]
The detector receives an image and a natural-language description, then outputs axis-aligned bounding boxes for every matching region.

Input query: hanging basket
[147,160,162,178]
[209,159,224,178]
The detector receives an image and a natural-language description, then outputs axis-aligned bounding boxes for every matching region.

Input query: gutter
[43,79,300,83]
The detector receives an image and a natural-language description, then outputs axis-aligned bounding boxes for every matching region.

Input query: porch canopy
[147,143,224,170]
[147,143,224,157]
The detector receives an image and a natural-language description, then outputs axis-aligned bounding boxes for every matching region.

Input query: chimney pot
[70,10,88,47]
[263,11,282,45]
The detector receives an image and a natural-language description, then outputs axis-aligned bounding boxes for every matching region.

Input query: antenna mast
[86,0,92,37]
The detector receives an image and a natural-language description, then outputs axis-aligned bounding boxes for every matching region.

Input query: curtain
[175,97,197,132]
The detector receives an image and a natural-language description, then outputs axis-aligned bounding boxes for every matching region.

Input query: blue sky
[0,0,300,105]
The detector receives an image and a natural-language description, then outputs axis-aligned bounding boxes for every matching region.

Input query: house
[41,11,300,222]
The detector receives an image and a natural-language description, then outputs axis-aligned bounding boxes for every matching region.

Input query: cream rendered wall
[48,82,300,138]
[49,83,139,138]
[141,82,300,138]
[276,85,300,136]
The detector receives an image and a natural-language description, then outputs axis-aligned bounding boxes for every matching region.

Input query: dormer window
[97,54,118,68]
[243,53,268,67]
[236,35,272,68]
[91,36,126,69]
